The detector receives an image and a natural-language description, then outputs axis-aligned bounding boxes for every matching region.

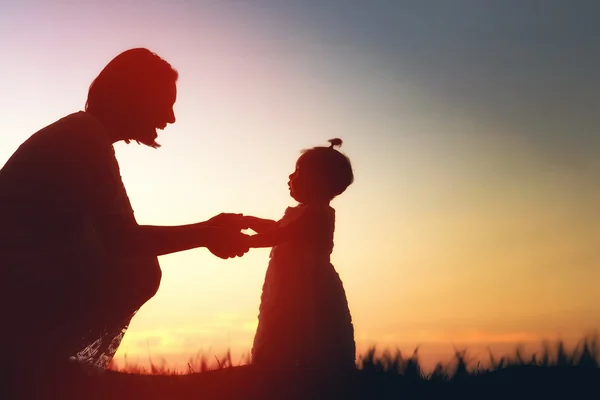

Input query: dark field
[6,336,599,399]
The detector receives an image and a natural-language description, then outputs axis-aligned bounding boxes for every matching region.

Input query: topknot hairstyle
[328,138,343,148]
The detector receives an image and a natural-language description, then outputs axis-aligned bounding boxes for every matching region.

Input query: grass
[109,349,248,375]
[10,334,600,399]
[109,334,599,378]
[359,334,599,378]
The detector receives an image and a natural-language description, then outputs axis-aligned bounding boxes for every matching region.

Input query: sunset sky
[1,1,598,370]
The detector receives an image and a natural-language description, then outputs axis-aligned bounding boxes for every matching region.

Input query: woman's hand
[204,226,251,259]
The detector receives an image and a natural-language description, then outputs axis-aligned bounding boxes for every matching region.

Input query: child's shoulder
[303,203,335,212]
[282,204,334,222]
[298,204,335,222]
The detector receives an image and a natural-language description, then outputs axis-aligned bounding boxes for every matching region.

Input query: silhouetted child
[245,138,356,373]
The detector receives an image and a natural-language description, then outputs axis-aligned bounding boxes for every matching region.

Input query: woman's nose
[167,109,176,124]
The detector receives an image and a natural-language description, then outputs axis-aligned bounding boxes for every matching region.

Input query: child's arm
[243,216,278,233]
[248,212,314,248]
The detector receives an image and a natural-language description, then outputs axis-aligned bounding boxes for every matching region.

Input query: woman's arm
[95,216,249,259]
[58,127,250,259]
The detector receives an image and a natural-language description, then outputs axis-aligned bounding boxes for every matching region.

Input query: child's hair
[298,138,354,199]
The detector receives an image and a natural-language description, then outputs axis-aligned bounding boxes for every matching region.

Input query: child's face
[288,157,326,203]
[288,159,310,203]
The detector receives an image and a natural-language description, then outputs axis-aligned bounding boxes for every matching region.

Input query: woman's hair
[85,48,178,130]
[299,138,354,199]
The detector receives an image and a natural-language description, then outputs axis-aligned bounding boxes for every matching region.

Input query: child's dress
[251,204,356,370]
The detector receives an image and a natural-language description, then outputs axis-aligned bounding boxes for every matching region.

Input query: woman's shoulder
[16,111,108,148]
[22,112,111,158]
[59,112,111,145]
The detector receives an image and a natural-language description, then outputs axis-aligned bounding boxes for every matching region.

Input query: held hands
[204,212,253,259]
[204,213,272,258]
[205,226,251,259]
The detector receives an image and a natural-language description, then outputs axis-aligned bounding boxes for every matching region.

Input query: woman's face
[127,79,177,148]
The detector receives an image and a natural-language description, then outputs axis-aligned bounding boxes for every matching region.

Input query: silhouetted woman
[0,48,249,390]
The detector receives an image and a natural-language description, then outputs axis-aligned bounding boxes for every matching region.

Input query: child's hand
[206,213,250,230]
[242,216,277,234]
[242,216,258,232]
